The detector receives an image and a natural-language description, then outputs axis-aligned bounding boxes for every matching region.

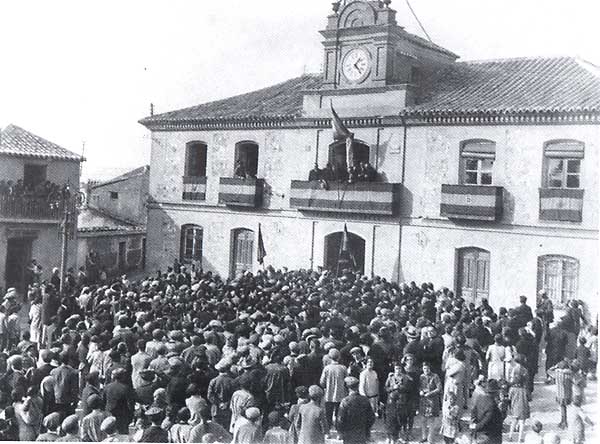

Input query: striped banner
[289,181,396,215]
[182,176,206,201]
[440,184,503,221]
[219,177,264,207]
[539,188,583,222]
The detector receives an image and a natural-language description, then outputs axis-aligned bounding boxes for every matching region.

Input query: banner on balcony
[182,176,207,201]
[290,181,395,216]
[539,188,584,222]
[440,185,503,221]
[219,177,263,207]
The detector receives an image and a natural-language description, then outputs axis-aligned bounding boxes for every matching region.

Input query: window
[460,140,495,185]
[538,255,579,305]
[230,228,254,277]
[23,164,47,189]
[543,140,584,189]
[234,142,259,178]
[327,140,370,177]
[110,192,119,200]
[185,142,208,177]
[180,225,203,264]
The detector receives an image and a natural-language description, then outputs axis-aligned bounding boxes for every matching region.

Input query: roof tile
[0,124,83,161]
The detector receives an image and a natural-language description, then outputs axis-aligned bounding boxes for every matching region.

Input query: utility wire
[405,0,433,42]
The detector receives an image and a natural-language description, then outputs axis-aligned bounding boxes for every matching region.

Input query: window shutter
[544,140,584,159]
[461,140,496,159]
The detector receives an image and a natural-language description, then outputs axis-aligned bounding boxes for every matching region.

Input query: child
[549,359,572,429]
[523,420,543,444]
[571,362,587,405]
[440,391,460,444]
[419,361,442,444]
[359,358,379,417]
[575,337,591,376]
[571,396,594,444]
[585,326,598,380]
[509,357,530,443]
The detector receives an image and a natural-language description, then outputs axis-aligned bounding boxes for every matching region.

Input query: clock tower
[306,0,457,116]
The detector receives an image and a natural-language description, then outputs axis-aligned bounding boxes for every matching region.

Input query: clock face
[342,47,371,83]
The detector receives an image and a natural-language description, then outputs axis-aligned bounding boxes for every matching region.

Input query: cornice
[141,110,600,132]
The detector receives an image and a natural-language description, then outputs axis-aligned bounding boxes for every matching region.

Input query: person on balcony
[234,160,247,178]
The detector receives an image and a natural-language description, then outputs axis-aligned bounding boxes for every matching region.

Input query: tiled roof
[92,165,149,189]
[410,56,600,114]
[78,206,144,233]
[139,56,600,126]
[0,124,83,161]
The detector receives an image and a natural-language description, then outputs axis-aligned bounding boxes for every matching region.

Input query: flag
[330,102,353,141]
[257,223,267,265]
[341,223,349,253]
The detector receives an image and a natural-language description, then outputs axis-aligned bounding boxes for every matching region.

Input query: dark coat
[336,392,376,444]
[104,381,135,433]
[471,393,504,439]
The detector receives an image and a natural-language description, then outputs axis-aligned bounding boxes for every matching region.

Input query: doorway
[456,247,490,304]
[5,237,33,293]
[324,231,365,276]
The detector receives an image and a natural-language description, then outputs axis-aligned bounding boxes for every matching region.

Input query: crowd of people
[0,262,595,444]
[308,161,378,186]
[0,179,69,202]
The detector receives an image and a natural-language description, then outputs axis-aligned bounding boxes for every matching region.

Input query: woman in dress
[419,361,442,444]
[508,355,530,443]
[440,391,460,444]
[444,349,468,411]
[486,334,506,381]
[295,385,327,444]
[28,294,43,347]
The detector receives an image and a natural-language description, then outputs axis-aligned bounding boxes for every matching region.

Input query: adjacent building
[77,166,149,278]
[139,1,600,315]
[0,124,82,293]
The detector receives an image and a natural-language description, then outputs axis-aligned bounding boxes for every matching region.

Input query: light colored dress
[486,344,506,381]
[440,397,460,439]
[29,303,42,344]
[444,357,467,410]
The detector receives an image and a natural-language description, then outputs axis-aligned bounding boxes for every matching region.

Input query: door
[457,247,490,303]
[231,229,254,277]
[118,241,127,271]
[5,238,33,293]
[324,231,366,276]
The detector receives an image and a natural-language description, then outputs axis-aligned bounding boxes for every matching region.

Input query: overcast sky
[1,0,598,181]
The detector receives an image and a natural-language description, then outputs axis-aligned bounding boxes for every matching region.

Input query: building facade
[0,124,82,293]
[140,1,600,315]
[77,166,149,278]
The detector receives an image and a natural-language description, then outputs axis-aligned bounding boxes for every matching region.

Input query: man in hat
[104,368,135,434]
[140,407,168,443]
[207,360,236,428]
[320,348,347,434]
[264,352,293,412]
[188,404,232,443]
[470,379,504,444]
[336,376,376,444]
[57,414,80,442]
[81,394,108,442]
[131,339,152,391]
[50,351,79,417]
[100,416,121,442]
[232,407,262,444]
[36,412,61,442]
[514,296,534,329]
[229,379,257,433]
[263,411,288,444]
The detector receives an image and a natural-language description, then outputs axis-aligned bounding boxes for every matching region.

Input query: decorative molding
[142,110,600,131]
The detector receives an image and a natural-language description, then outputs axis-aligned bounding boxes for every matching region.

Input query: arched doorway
[324,231,365,276]
[456,247,490,304]
[230,228,254,277]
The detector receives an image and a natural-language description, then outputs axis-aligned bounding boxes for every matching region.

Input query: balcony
[218,177,264,208]
[440,184,503,221]
[0,195,66,221]
[539,188,584,222]
[182,176,206,201]
[290,180,398,216]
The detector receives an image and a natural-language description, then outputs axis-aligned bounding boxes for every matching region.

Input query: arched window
[234,141,259,178]
[537,255,579,305]
[185,142,207,177]
[456,247,490,303]
[543,140,584,189]
[327,140,370,180]
[230,228,254,277]
[460,139,495,185]
[180,224,203,264]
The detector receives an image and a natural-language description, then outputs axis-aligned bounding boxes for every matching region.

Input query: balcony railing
[182,176,207,201]
[440,184,504,221]
[539,188,584,222]
[0,195,66,220]
[290,180,398,216]
[218,177,264,208]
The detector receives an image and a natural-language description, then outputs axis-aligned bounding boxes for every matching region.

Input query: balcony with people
[0,179,72,221]
[218,141,264,208]
[290,139,399,216]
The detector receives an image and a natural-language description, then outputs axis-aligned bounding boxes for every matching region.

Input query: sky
[1,0,598,181]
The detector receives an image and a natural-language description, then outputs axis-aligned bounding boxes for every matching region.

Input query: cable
[405,0,433,42]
